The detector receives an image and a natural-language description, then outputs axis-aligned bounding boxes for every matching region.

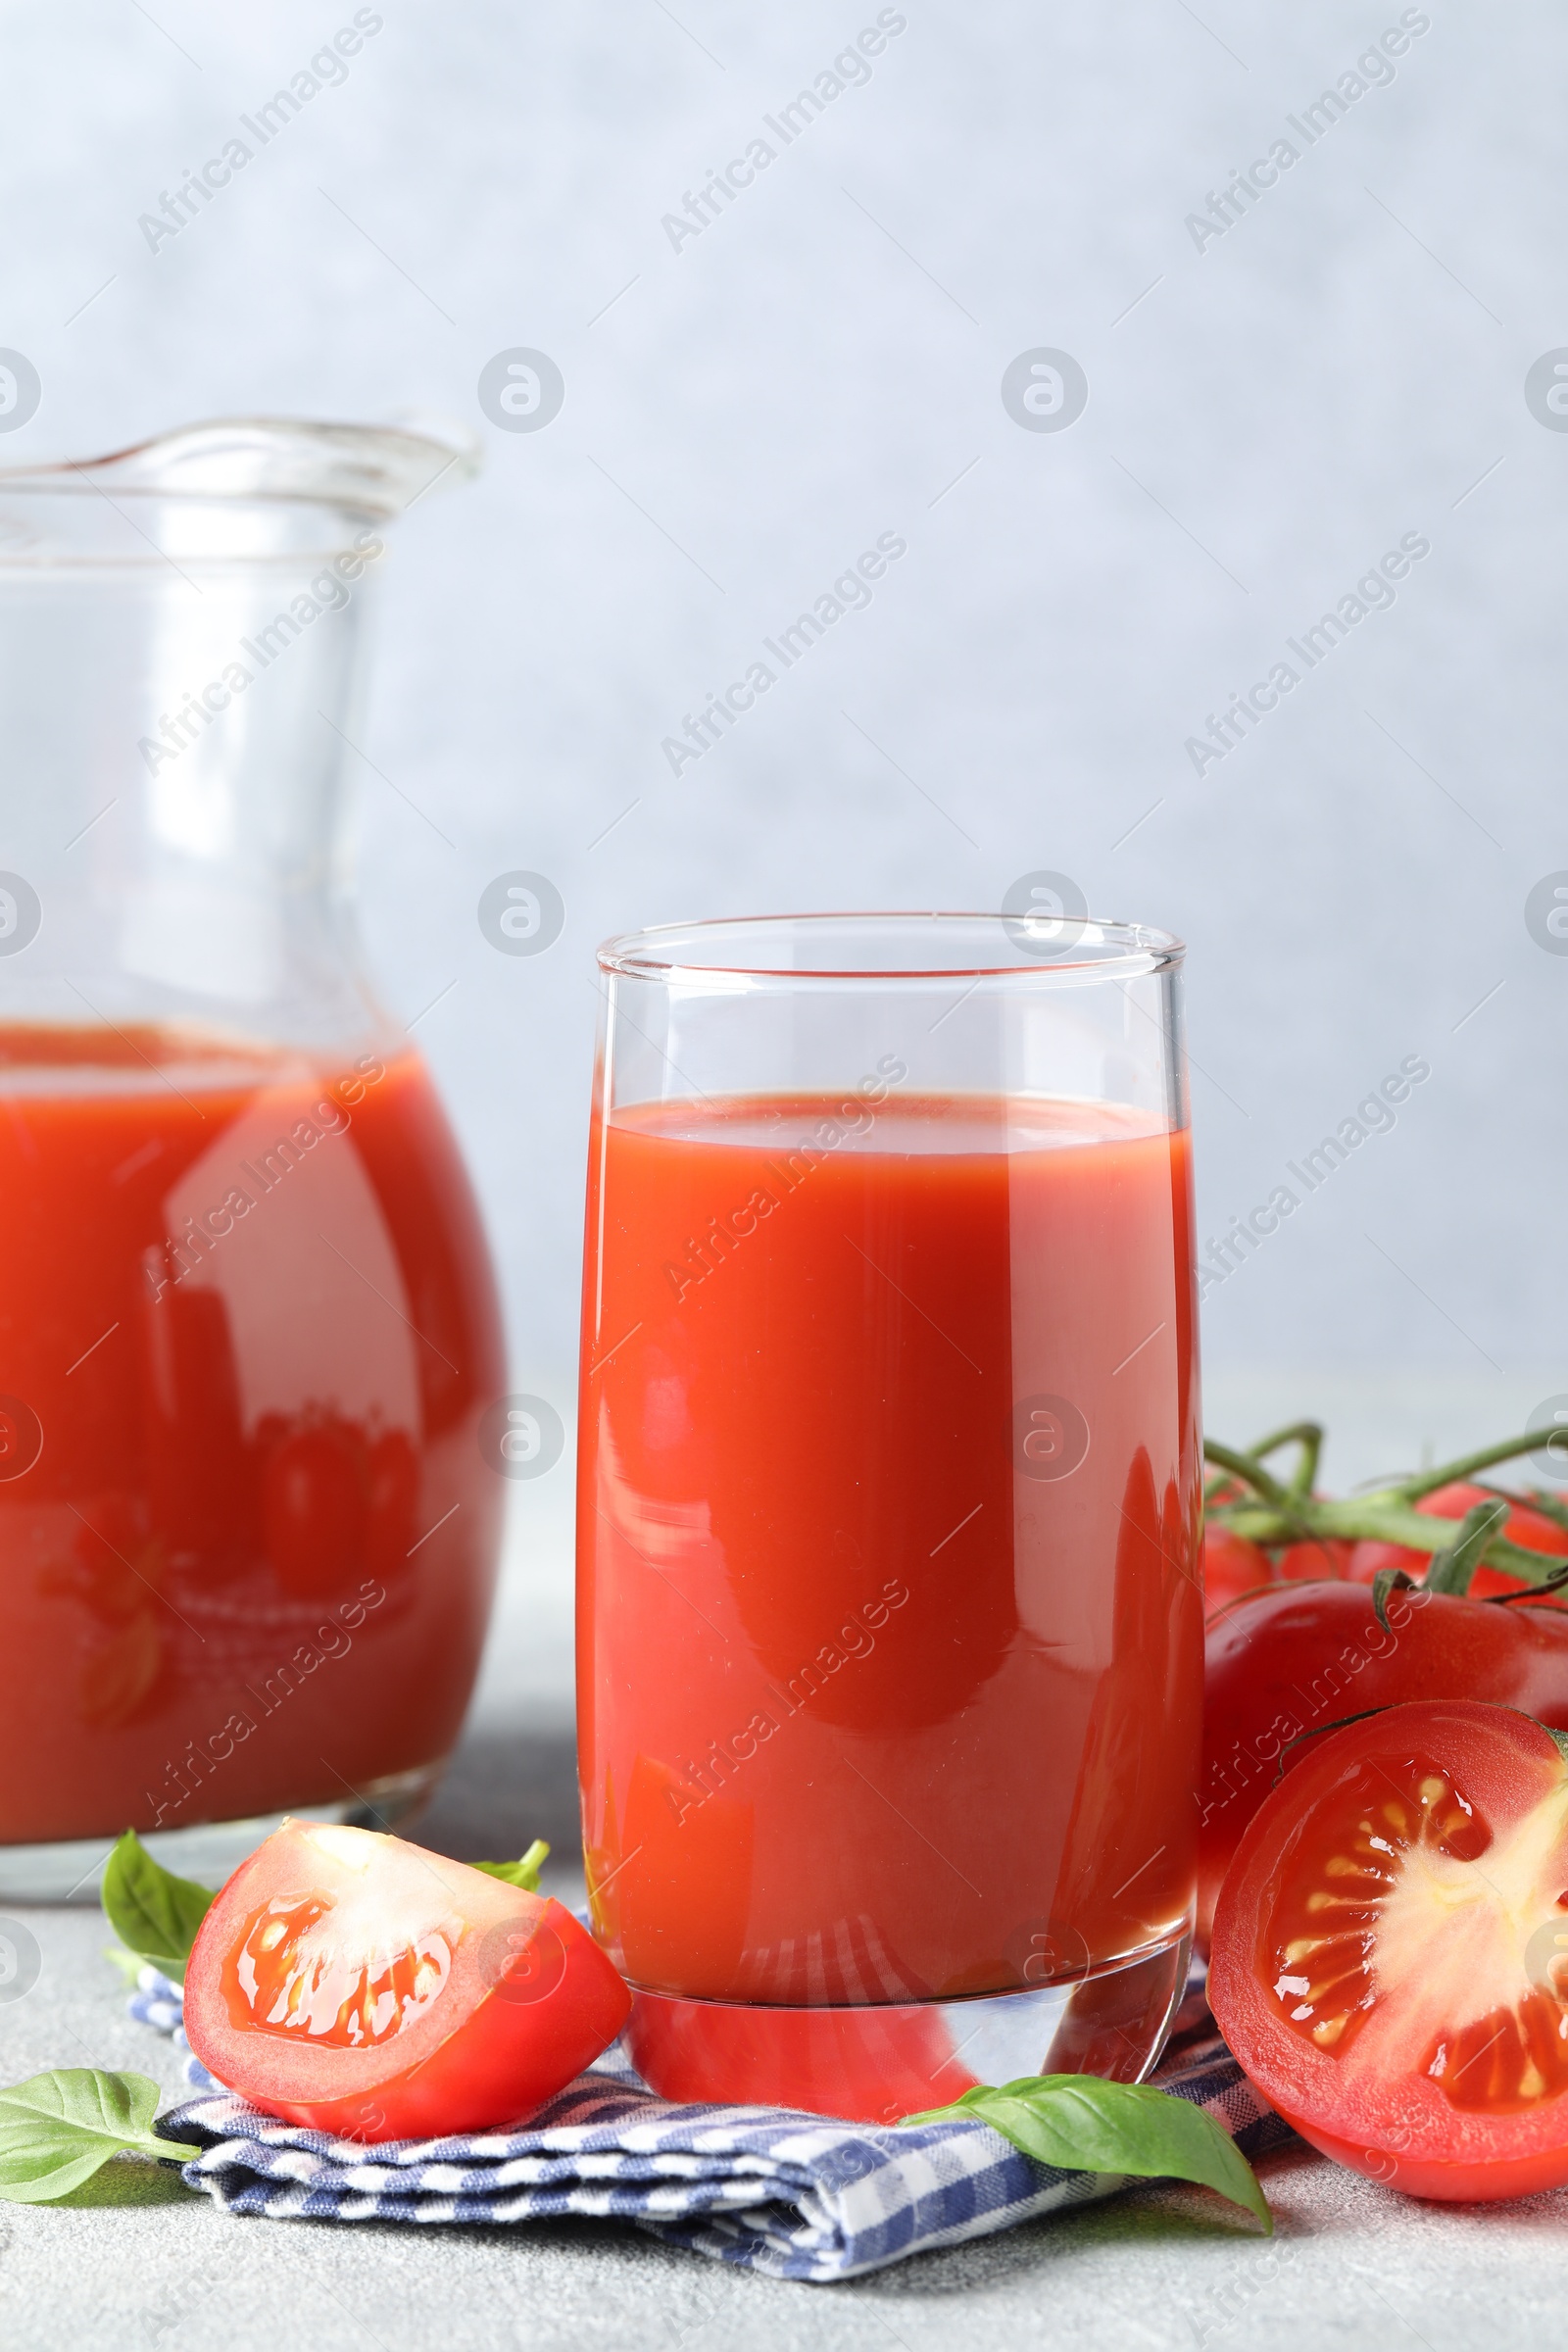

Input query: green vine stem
[1247,1421,1325,1498]
[1203,1438,1294,1512]
[1203,1426,1562,1591]
[1400,1430,1558,1502]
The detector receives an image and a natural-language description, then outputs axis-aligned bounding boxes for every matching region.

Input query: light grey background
[4,0,1566,1711]
[2,12,1565,2341]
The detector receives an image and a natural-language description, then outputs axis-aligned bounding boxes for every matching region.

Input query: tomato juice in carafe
[0,1024,503,1846]
[0,420,507,1888]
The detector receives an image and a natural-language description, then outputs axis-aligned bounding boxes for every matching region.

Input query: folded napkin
[131,1968,1294,2281]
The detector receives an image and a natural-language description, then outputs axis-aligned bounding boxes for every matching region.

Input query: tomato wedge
[183,1821,631,2139]
[1209,1700,1568,2201]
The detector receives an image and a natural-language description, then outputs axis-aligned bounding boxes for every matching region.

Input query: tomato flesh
[184,1821,631,2139]
[1210,1700,1568,2199]
[225,1888,455,2047]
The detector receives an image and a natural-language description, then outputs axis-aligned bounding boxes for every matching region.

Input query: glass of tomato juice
[0,419,505,1897]
[577,911,1203,2121]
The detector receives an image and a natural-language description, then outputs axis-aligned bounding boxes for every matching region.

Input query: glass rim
[596,909,1185,984]
[0,416,481,524]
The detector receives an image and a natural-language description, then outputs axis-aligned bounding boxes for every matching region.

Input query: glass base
[0,1760,447,1904]
[624,1931,1192,2124]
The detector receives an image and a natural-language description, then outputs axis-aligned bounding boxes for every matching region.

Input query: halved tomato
[1209,1700,1568,2200]
[183,1821,631,2140]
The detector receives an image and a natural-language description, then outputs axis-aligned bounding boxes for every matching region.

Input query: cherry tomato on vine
[1275,1536,1353,1584]
[1348,1482,1568,1605]
[1202,1526,1272,1612]
[1209,1700,1568,2201]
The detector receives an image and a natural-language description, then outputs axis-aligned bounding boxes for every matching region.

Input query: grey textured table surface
[3,1715,1567,2352]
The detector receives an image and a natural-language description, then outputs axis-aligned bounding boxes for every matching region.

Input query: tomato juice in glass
[0,1024,504,1853]
[577,914,1202,2118]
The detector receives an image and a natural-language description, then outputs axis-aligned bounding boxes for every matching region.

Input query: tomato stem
[1202,1427,1568,1592]
[1492,1555,1568,1603]
[1245,1421,1325,1499]
[1399,1429,1552,1501]
[1201,1440,1293,1512]
[1423,1499,1508,1596]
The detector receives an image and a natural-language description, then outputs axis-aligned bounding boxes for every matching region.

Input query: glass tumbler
[0,419,506,1897]
[576,911,1202,2122]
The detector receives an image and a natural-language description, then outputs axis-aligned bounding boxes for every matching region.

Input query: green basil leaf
[0,2069,195,2205]
[472,1837,550,1891]
[101,1830,214,1980]
[901,2075,1271,2232]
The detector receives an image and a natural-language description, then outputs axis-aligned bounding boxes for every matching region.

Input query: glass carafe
[0,418,505,1897]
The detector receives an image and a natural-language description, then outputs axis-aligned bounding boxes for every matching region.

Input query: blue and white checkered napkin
[130,1967,1295,2281]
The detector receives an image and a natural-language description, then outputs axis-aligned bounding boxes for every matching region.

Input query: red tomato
[1209,1700,1568,2201]
[184,1821,631,2139]
[1196,1581,1568,1953]
[1202,1526,1272,1613]
[262,1425,366,1598]
[1275,1537,1352,1584]
[1348,1482,1568,1604]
